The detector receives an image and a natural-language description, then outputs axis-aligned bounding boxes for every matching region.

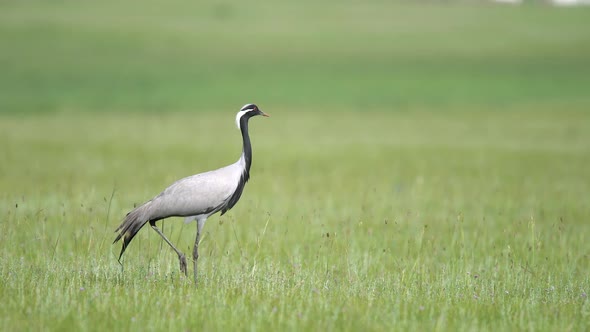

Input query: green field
[1,1,590,331]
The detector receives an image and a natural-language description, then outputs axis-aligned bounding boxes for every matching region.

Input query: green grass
[1,0,590,331]
[2,110,589,331]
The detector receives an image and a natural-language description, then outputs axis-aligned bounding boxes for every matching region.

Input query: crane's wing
[114,159,246,260]
[149,161,244,220]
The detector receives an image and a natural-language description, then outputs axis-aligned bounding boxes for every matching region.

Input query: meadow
[1,1,590,331]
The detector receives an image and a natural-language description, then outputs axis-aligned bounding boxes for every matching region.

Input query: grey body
[142,156,245,222]
[114,104,268,284]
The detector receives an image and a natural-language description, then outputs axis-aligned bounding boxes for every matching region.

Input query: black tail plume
[113,202,152,262]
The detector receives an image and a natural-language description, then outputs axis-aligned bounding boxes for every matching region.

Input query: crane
[114,103,269,284]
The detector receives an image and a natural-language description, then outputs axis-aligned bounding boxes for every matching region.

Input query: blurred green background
[2,0,589,113]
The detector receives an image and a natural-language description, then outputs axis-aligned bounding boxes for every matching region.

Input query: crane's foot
[178,253,188,276]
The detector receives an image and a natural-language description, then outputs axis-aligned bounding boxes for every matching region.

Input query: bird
[114,103,269,284]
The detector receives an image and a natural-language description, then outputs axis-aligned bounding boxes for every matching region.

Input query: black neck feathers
[240,115,253,176]
[220,115,253,215]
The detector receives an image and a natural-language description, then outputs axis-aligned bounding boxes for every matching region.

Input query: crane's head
[235,103,269,129]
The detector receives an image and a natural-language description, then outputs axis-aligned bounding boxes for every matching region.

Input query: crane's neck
[239,118,252,175]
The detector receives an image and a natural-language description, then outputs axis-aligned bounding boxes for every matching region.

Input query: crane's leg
[193,218,206,285]
[150,222,188,277]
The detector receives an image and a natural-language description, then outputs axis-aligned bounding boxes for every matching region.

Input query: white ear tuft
[235,108,253,129]
[240,103,255,111]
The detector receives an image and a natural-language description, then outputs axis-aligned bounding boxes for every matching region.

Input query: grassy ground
[2,110,589,331]
[1,1,590,331]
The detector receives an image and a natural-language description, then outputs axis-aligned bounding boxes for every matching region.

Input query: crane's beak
[261,111,270,117]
